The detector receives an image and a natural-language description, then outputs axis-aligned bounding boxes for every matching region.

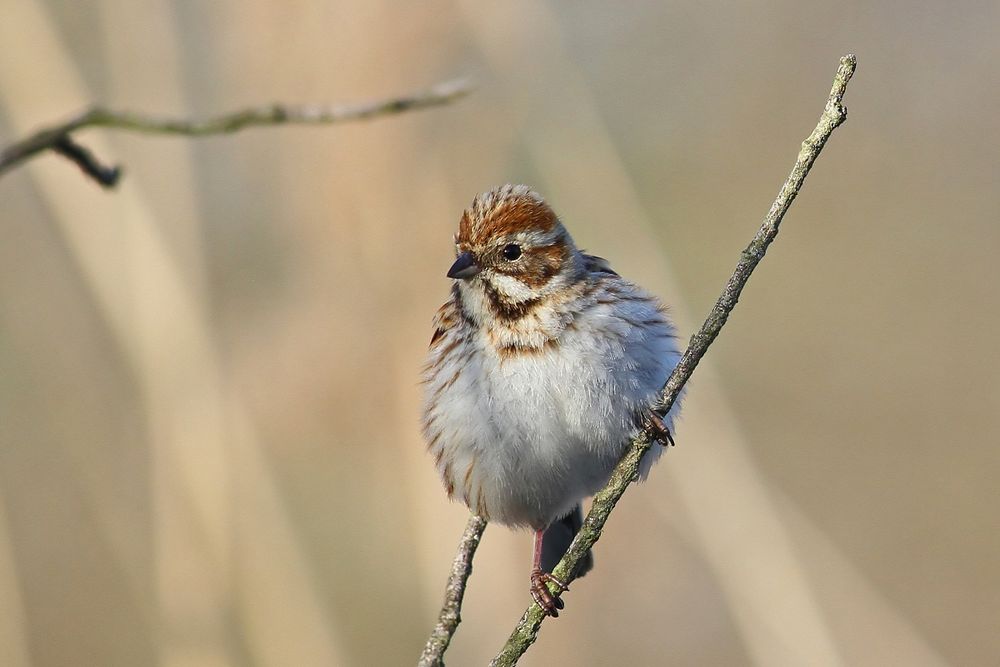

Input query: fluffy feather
[422,185,682,531]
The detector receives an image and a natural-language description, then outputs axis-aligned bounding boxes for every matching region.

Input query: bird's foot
[530,568,567,618]
[646,409,675,447]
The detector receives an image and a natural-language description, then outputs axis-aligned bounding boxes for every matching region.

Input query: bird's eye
[502,244,522,260]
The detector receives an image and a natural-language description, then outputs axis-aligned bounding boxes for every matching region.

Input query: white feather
[423,270,682,530]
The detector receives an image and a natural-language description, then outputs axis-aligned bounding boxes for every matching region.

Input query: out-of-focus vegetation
[0,2,997,665]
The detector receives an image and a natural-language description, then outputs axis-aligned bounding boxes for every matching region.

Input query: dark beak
[447,251,481,280]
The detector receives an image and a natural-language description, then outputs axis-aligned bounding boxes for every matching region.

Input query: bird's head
[448,185,584,310]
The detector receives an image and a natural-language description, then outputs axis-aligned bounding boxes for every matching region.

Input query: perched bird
[422,185,681,616]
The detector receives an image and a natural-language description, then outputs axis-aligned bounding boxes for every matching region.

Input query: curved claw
[646,409,675,447]
[530,569,567,617]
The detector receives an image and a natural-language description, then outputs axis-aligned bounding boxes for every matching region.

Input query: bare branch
[488,54,857,667]
[0,78,473,189]
[51,135,122,187]
[417,515,488,667]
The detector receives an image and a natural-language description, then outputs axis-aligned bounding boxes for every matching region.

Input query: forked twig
[413,54,856,667]
[0,78,472,188]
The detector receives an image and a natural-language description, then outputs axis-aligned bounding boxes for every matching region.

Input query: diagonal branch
[0,78,472,189]
[418,515,488,667]
[486,54,858,666]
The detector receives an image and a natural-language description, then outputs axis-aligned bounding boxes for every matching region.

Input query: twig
[51,135,122,187]
[488,54,857,667]
[0,78,472,189]
[417,515,488,667]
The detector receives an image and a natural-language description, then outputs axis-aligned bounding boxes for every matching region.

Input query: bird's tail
[540,504,594,577]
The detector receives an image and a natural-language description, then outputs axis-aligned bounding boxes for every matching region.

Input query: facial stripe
[484,242,567,291]
[481,280,543,321]
[451,283,478,326]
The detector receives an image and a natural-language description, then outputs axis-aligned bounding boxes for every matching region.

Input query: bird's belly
[439,342,655,528]
[424,303,681,529]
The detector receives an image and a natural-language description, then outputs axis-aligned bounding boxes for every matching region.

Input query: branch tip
[52,135,122,188]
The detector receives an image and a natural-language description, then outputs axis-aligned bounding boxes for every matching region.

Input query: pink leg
[529,529,568,617]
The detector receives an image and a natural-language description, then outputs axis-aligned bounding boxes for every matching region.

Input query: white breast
[423,281,681,530]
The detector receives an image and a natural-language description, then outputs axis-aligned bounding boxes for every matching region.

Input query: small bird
[422,185,681,616]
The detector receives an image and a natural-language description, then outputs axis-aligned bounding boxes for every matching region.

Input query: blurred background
[1,1,998,665]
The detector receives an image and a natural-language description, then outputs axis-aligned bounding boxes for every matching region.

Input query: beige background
[1,1,998,665]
